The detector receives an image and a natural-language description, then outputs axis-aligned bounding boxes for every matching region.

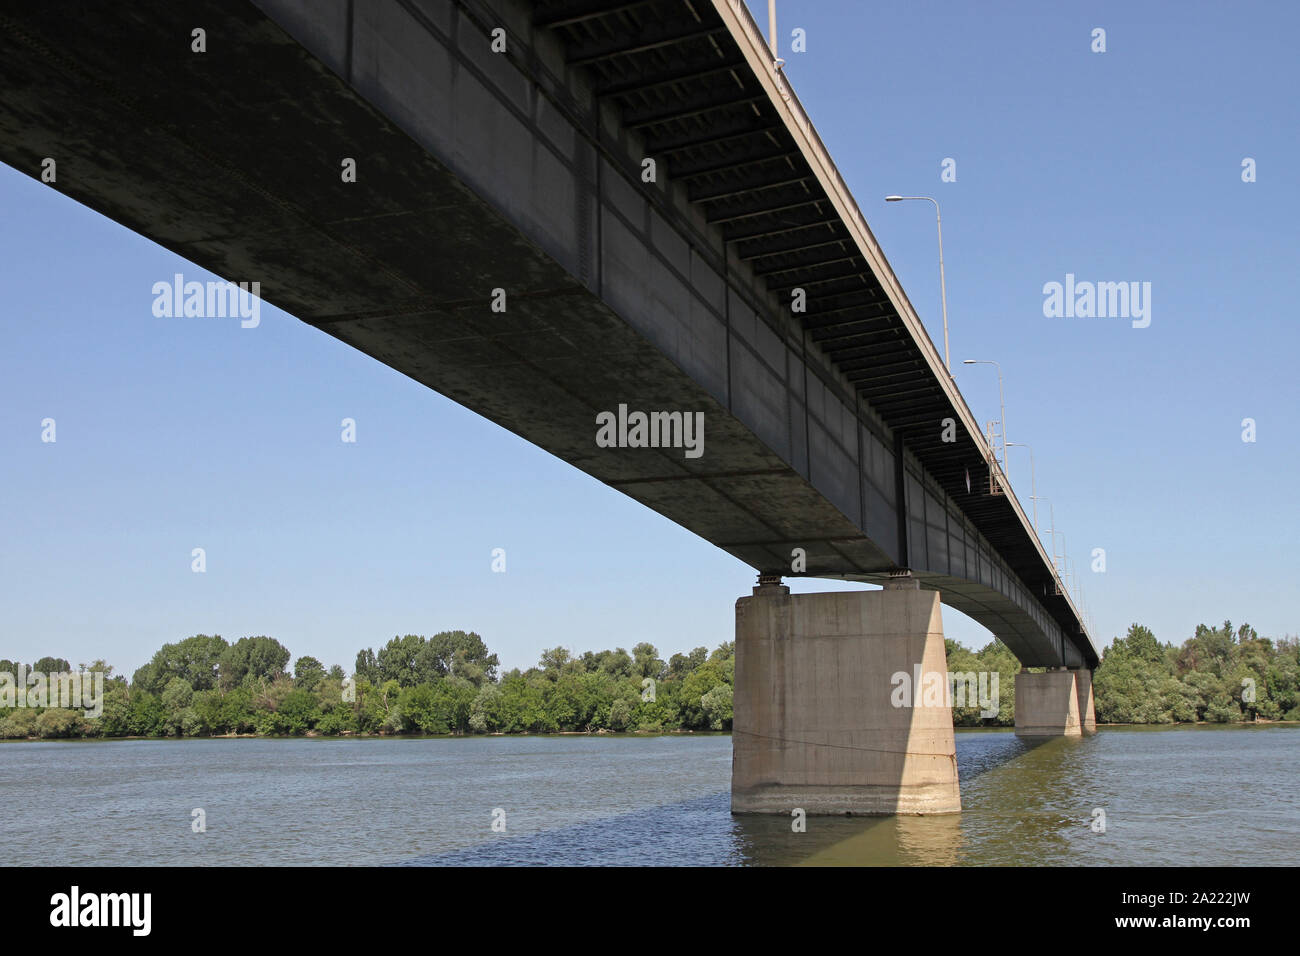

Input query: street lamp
[885,195,950,374]
[962,359,1007,470]
[1039,499,1065,581]
[1038,500,1087,625]
[1006,441,1037,532]
[1032,494,1057,560]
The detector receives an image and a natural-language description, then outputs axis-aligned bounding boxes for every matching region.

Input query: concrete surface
[1014,670,1084,737]
[732,584,961,815]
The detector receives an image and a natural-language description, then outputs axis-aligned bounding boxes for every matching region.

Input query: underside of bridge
[0,0,1096,671]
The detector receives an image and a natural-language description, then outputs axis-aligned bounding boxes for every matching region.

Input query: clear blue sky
[2,0,1296,677]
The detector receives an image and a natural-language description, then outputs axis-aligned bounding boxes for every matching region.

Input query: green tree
[354,649,379,684]
[219,636,290,689]
[666,647,708,680]
[1177,621,1236,677]
[594,648,636,679]
[468,683,503,733]
[132,635,227,694]
[293,656,326,692]
[0,708,40,738]
[678,659,730,730]
[399,683,443,734]
[632,643,665,680]
[700,682,733,730]
[36,708,83,738]
[220,687,257,734]
[128,691,165,736]
[371,635,428,687]
[94,683,134,736]
[537,646,573,681]
[425,631,499,685]
[161,676,195,735]
[1110,624,1164,663]
[269,689,320,735]
[190,690,224,735]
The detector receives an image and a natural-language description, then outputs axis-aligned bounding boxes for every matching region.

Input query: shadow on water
[398,792,743,866]
[953,732,1110,866]
[953,728,1041,781]
[401,730,1039,866]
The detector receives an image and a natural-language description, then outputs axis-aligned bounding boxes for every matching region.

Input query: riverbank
[4,719,1297,743]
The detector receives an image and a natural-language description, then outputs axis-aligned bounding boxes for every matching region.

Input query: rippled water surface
[4,725,1296,865]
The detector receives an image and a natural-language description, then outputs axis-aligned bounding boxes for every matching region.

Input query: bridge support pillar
[1014,669,1096,736]
[1074,669,1097,734]
[731,579,961,815]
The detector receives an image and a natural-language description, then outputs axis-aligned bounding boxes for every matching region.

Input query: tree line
[1091,621,1299,723]
[942,620,1299,726]
[0,619,1294,739]
[0,632,734,738]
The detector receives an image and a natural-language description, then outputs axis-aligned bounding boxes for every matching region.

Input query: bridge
[0,0,1099,814]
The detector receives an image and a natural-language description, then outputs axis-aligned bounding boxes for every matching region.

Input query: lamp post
[885,195,950,374]
[1032,494,1057,560]
[1039,499,1064,581]
[962,359,1007,470]
[1006,441,1037,532]
[1039,501,1087,630]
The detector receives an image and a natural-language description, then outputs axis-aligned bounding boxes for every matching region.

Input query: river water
[5,725,1295,865]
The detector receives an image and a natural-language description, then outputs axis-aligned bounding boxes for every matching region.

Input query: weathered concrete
[1014,670,1083,737]
[732,583,961,815]
[1074,669,1097,735]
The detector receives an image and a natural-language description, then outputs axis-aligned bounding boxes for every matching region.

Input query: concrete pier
[1074,669,1098,734]
[731,581,961,815]
[1014,669,1097,736]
